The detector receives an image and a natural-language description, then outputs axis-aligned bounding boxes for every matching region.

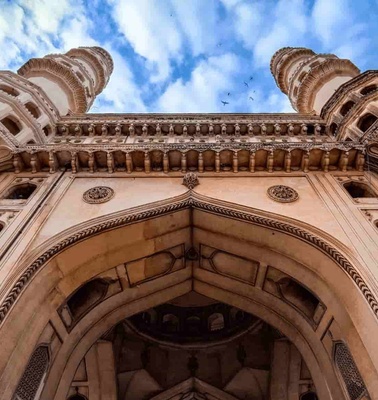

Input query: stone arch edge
[0,191,377,327]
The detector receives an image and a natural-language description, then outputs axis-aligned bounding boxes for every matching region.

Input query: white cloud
[108,0,183,82]
[155,53,241,112]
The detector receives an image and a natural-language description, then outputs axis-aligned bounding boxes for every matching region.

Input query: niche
[343,181,377,198]
[24,102,41,118]
[3,183,37,200]
[264,267,325,325]
[0,84,19,97]
[68,395,87,400]
[300,392,318,400]
[330,122,338,136]
[357,113,377,132]
[66,279,109,320]
[1,116,22,136]
[339,101,355,116]
[42,125,52,136]
[360,84,377,95]
[277,278,319,319]
[208,313,224,331]
[162,314,179,333]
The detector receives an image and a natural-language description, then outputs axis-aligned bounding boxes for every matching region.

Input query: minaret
[17,46,113,116]
[270,47,360,114]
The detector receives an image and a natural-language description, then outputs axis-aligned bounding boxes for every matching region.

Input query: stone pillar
[86,340,117,400]
[270,339,290,400]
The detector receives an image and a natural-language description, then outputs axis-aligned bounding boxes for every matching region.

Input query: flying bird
[249,76,254,80]
[221,101,229,106]
[244,81,249,88]
[249,97,254,101]
[227,92,231,96]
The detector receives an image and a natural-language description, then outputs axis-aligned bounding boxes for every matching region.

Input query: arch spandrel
[0,194,378,399]
[28,176,354,253]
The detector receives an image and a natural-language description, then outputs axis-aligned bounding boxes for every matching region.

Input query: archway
[0,193,377,399]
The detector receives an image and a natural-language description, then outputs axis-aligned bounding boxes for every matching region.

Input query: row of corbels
[13,149,365,175]
[58,122,324,137]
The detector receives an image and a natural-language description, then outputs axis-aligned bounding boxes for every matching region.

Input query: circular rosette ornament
[267,185,299,203]
[83,186,115,204]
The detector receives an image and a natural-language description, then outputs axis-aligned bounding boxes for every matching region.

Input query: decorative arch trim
[0,193,377,326]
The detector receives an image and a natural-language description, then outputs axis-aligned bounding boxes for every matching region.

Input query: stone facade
[0,46,377,400]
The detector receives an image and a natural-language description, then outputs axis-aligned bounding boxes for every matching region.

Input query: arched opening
[339,100,355,116]
[330,122,338,136]
[0,84,19,97]
[1,198,377,400]
[208,312,224,331]
[66,279,109,321]
[67,394,87,400]
[162,314,179,333]
[1,116,22,136]
[24,102,41,118]
[343,181,377,198]
[3,183,37,200]
[300,391,318,400]
[42,125,52,137]
[357,113,377,132]
[360,84,377,95]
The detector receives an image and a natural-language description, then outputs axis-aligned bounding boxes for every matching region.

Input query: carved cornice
[89,46,114,74]
[295,59,360,113]
[66,48,107,95]
[0,193,377,325]
[16,141,364,153]
[270,48,315,93]
[58,113,324,125]
[17,58,88,113]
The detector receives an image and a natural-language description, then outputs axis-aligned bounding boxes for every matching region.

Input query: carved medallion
[83,186,114,204]
[183,172,199,190]
[267,185,298,203]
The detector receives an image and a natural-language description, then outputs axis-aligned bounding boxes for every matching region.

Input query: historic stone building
[0,45,377,400]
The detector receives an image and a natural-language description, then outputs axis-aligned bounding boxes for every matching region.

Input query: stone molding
[66,49,107,95]
[294,58,360,113]
[0,193,377,326]
[89,46,114,74]
[18,58,88,113]
[270,47,315,93]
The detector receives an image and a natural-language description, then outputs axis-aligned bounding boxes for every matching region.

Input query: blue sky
[0,0,377,113]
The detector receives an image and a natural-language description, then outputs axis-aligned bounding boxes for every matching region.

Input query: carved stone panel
[199,244,259,285]
[125,244,186,287]
[263,266,325,327]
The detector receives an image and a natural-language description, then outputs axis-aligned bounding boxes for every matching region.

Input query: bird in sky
[227,92,231,96]
[221,101,229,106]
[249,97,254,101]
[249,76,254,80]
[244,81,249,88]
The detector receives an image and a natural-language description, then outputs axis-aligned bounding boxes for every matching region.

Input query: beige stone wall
[0,169,378,400]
